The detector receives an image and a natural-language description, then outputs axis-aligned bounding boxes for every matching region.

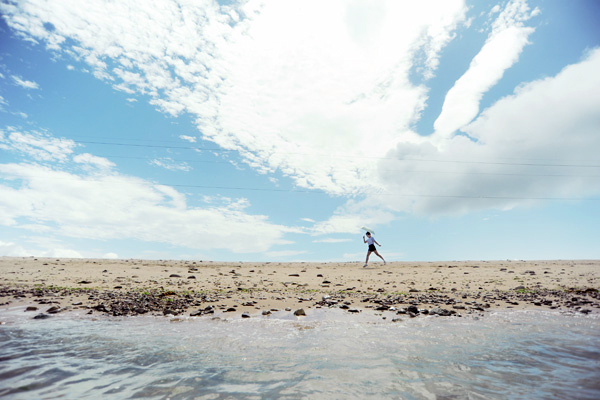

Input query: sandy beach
[1,257,599,319]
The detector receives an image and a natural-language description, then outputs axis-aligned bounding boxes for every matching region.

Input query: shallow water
[0,308,599,399]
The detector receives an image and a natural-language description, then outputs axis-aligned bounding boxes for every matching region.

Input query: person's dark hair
[366,232,370,235]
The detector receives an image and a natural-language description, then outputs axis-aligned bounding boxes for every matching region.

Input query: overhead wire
[75,140,600,168]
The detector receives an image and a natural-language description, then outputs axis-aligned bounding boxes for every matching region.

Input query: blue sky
[1,0,599,261]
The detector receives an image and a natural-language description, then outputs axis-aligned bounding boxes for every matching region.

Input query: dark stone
[93,304,108,312]
[241,312,251,318]
[169,274,181,278]
[33,313,50,319]
[294,308,306,316]
[46,306,61,314]
[25,306,38,312]
[289,274,300,277]
[406,306,419,314]
[429,307,452,316]
[187,276,196,279]
[225,307,236,312]
[78,280,92,284]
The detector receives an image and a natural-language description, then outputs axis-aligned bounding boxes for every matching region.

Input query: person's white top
[367,237,375,245]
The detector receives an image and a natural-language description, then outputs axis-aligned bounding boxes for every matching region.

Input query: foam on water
[0,308,599,399]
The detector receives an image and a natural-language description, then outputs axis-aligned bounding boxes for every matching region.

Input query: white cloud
[0,0,468,196]
[312,238,352,243]
[0,240,30,257]
[379,47,600,215]
[0,127,76,162]
[0,238,83,258]
[150,157,191,172]
[73,153,115,169]
[179,135,196,143]
[433,0,537,140]
[0,162,299,253]
[11,75,40,89]
[103,252,119,259]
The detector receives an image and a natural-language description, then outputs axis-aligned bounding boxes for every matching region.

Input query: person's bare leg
[374,250,386,264]
[364,251,372,267]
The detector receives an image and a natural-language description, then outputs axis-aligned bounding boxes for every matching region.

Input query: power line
[76,140,600,168]
[2,172,598,201]
[94,153,600,178]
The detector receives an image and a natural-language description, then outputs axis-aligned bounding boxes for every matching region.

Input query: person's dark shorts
[368,244,376,252]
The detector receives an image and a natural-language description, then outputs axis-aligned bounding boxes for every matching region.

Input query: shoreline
[1,257,599,320]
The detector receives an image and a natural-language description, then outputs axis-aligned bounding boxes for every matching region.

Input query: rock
[409,288,420,293]
[241,312,251,318]
[429,307,452,316]
[93,304,108,312]
[25,306,38,312]
[33,313,50,319]
[46,306,61,314]
[169,274,181,278]
[514,285,526,290]
[187,276,196,279]
[190,309,203,317]
[225,307,236,312]
[294,308,306,316]
[78,280,92,284]
[262,310,271,316]
[348,309,360,313]
[289,274,300,277]
[392,318,403,323]
[406,305,419,314]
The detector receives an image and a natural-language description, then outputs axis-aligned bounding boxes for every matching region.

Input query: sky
[0,0,599,262]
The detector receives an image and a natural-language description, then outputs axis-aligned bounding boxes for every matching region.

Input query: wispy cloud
[179,135,196,143]
[433,0,538,140]
[0,127,76,162]
[11,75,40,89]
[150,157,191,172]
[312,238,352,243]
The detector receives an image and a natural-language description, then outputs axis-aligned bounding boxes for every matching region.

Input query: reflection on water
[0,309,599,399]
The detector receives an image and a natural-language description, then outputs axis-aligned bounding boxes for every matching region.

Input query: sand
[1,257,599,318]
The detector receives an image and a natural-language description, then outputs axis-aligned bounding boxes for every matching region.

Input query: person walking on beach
[363,232,385,267]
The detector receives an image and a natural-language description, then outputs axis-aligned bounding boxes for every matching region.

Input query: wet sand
[1,257,599,319]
